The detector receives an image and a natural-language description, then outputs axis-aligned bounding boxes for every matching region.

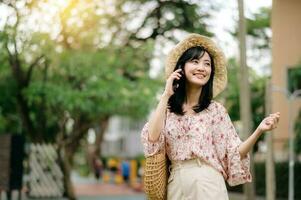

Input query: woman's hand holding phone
[162,69,182,98]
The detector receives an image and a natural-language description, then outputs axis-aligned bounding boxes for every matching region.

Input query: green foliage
[249,69,267,131]
[222,58,267,128]
[294,109,301,154]
[0,0,215,142]
[14,40,161,141]
[0,63,21,134]
[221,58,267,151]
[121,0,214,38]
[0,0,229,198]
[246,7,271,49]
[231,7,271,50]
[224,7,271,131]
[227,162,301,199]
[287,65,301,94]
[222,58,240,121]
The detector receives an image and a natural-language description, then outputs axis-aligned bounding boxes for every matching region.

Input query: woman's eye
[205,63,211,66]
[192,60,199,64]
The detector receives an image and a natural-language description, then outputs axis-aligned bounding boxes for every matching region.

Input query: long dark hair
[168,46,215,115]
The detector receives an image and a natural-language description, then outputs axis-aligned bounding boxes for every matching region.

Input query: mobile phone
[172,69,183,91]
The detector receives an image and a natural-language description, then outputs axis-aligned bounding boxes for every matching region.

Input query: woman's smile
[193,73,206,79]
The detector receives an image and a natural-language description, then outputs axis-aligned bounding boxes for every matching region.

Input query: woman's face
[183,51,212,87]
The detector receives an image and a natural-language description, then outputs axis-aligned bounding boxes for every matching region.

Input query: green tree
[295,109,301,154]
[225,6,270,145]
[231,7,271,50]
[0,0,217,199]
[246,7,271,49]
[222,58,267,152]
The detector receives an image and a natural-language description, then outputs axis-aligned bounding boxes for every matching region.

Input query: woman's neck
[185,85,202,107]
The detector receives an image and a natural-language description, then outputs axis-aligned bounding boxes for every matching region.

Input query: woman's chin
[188,78,208,86]
[188,81,207,87]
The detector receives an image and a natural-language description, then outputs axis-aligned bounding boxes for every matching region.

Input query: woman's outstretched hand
[239,112,280,158]
[257,112,280,132]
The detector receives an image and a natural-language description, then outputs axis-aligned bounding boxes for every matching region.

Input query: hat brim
[165,34,227,98]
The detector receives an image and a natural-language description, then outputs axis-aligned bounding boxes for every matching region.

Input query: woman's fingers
[264,118,272,125]
[259,112,280,132]
[265,112,280,129]
[268,116,277,125]
[268,117,277,125]
[270,112,280,119]
[174,72,182,78]
[268,113,280,123]
[165,69,183,94]
[170,70,182,79]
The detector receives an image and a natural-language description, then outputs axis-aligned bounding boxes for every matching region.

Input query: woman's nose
[196,63,206,71]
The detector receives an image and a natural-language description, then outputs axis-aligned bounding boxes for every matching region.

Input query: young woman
[141,34,280,200]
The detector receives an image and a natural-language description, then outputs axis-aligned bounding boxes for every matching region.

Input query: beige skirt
[167,158,229,200]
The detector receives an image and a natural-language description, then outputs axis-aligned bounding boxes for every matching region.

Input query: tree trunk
[58,147,76,200]
[7,47,37,141]
[265,80,276,200]
[57,117,91,200]
[237,0,256,199]
[93,116,110,156]
[86,116,110,174]
[5,35,45,142]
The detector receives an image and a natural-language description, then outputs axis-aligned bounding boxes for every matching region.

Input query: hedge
[227,162,301,199]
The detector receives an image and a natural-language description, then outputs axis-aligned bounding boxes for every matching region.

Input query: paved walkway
[73,171,145,199]
[71,172,267,200]
[75,183,143,196]
[0,184,266,200]
[0,171,266,200]
[74,183,266,200]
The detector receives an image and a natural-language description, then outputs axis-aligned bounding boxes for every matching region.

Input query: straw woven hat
[165,33,227,97]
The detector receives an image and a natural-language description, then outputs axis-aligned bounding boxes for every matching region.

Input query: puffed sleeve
[140,122,165,157]
[214,102,252,186]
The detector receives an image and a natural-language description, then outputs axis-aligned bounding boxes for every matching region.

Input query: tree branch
[65,115,91,147]
[25,55,45,86]
[37,59,49,135]
[124,0,187,46]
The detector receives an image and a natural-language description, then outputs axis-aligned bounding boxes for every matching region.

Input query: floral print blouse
[141,100,252,186]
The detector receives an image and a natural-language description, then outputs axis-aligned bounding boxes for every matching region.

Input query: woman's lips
[193,73,206,79]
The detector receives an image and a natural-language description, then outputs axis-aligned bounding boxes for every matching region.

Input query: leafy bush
[227,162,301,199]
[294,109,301,154]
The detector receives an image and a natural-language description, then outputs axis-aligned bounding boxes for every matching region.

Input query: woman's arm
[238,112,280,158]
[147,94,169,142]
[147,69,182,142]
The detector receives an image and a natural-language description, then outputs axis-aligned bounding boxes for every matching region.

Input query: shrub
[227,162,301,199]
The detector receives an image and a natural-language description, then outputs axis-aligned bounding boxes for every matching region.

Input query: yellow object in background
[130,159,137,186]
[107,158,117,169]
[141,159,145,168]
[103,171,110,183]
[115,174,124,184]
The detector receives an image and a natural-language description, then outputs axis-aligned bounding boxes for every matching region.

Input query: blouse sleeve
[140,122,165,157]
[215,102,252,186]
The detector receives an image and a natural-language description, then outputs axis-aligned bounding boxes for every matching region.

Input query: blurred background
[0,0,300,200]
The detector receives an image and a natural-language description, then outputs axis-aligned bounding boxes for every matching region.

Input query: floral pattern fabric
[141,100,252,186]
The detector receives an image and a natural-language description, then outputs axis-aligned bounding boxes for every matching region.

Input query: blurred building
[101,116,145,157]
[271,0,301,160]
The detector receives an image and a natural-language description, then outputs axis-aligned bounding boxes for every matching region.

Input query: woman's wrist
[254,127,263,137]
[161,92,171,100]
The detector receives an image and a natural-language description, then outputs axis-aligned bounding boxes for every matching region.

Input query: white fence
[28,144,64,198]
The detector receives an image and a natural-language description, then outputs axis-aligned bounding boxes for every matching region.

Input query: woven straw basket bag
[144,148,170,200]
